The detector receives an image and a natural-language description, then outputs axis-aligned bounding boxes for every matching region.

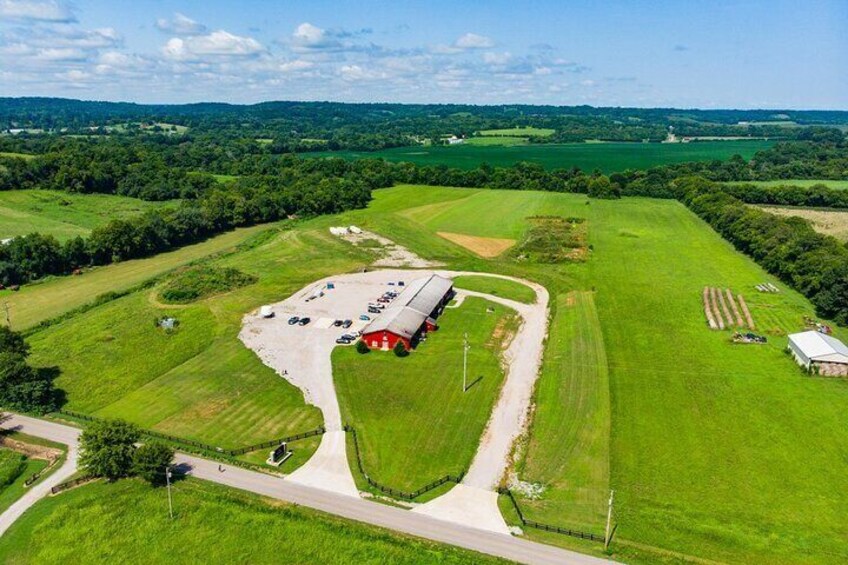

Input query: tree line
[676,177,848,325]
[0,169,375,286]
[4,97,847,151]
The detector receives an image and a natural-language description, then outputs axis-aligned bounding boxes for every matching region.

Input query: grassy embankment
[452,275,537,304]
[0,189,167,241]
[0,479,504,564]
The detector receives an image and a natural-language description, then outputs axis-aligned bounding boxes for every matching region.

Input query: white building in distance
[787,331,848,370]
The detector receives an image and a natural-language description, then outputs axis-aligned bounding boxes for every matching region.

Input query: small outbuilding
[787,331,848,372]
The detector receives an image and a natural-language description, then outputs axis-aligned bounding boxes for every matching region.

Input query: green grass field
[339,185,848,563]
[479,127,555,137]
[2,224,270,331]
[0,479,503,564]
[463,136,529,146]
[0,449,29,510]
[24,226,378,449]
[516,291,610,533]
[0,190,166,241]
[452,275,537,304]
[305,140,775,173]
[11,183,848,563]
[334,297,517,490]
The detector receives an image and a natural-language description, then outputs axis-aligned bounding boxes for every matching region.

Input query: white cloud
[34,47,86,61]
[156,13,207,36]
[163,30,264,60]
[291,22,343,52]
[0,0,75,22]
[483,51,511,65]
[454,32,493,49]
[279,59,313,72]
[339,64,385,81]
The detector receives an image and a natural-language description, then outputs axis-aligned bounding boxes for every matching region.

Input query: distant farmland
[305,140,776,173]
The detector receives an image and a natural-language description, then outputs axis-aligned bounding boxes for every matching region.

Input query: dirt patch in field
[436,232,516,258]
[335,228,442,268]
[0,437,62,463]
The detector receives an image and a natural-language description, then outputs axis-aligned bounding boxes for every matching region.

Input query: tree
[0,326,29,357]
[356,340,370,354]
[588,175,621,199]
[79,419,140,480]
[0,328,56,414]
[133,442,175,486]
[393,340,409,357]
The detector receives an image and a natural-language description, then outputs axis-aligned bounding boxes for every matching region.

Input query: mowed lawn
[0,190,166,241]
[2,224,271,331]
[350,185,848,562]
[0,449,41,515]
[453,275,537,304]
[0,479,504,565]
[25,226,370,450]
[516,291,610,534]
[333,297,518,490]
[305,140,775,173]
[586,198,848,563]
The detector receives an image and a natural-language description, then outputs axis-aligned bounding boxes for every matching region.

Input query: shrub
[393,340,409,357]
[356,340,370,354]
[79,419,140,481]
[133,442,175,486]
[160,266,257,304]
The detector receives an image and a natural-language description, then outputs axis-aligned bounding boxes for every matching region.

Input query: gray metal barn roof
[788,331,848,364]
[363,274,453,339]
[363,305,427,339]
[400,274,454,316]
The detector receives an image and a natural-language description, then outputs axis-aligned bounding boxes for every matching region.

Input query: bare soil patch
[436,232,516,258]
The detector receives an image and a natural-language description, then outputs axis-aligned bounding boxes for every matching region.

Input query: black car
[287,316,300,325]
[333,319,343,327]
[298,317,311,326]
[336,337,352,344]
[342,320,353,328]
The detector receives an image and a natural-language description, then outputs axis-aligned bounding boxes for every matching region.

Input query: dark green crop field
[305,140,776,172]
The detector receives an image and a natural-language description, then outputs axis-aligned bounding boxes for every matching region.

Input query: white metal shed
[787,331,848,369]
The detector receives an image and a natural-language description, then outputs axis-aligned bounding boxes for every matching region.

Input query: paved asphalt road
[1,414,613,565]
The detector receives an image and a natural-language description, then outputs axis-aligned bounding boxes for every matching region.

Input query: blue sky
[1,0,846,108]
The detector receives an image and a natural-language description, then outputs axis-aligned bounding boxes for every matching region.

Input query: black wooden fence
[56,410,324,457]
[497,487,603,542]
[24,459,58,487]
[344,424,465,500]
[229,427,325,456]
[51,476,93,495]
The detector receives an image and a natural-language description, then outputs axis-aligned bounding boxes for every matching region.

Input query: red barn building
[361,274,454,351]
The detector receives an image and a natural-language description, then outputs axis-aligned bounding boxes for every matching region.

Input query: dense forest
[3,97,848,150]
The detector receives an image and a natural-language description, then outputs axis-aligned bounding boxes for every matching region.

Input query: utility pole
[463,332,470,392]
[604,489,615,550]
[165,466,174,520]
